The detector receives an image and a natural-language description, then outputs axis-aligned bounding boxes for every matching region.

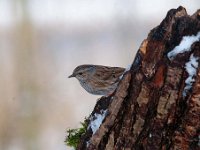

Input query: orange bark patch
[153,64,165,88]
[139,39,148,55]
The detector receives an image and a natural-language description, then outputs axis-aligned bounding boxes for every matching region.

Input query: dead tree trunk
[77,6,200,150]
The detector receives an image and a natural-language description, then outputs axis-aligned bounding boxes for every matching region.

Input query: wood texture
[77,6,200,150]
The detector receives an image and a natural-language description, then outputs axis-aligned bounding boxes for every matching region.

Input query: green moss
[65,118,88,149]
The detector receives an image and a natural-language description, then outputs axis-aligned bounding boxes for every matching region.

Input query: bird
[69,64,125,95]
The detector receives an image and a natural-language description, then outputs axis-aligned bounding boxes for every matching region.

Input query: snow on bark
[183,54,199,97]
[168,32,200,60]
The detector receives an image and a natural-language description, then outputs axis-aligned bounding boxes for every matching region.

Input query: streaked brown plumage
[69,64,125,95]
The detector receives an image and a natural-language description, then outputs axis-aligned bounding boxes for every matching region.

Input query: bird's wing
[94,66,125,84]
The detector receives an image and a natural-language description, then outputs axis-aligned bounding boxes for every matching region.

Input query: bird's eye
[78,72,83,75]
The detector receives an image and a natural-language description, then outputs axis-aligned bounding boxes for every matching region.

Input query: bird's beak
[68,74,75,78]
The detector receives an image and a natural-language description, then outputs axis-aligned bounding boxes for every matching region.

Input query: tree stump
[77,6,200,150]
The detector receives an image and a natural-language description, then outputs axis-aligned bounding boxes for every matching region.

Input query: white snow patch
[89,109,107,134]
[86,140,90,148]
[149,133,152,138]
[119,64,131,80]
[183,54,199,97]
[168,32,200,60]
[125,64,131,72]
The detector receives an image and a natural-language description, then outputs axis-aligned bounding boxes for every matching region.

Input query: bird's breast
[79,80,94,94]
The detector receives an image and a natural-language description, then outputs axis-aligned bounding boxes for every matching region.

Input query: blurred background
[0,0,199,150]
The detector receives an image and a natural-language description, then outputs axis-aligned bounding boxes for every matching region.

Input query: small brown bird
[69,65,125,95]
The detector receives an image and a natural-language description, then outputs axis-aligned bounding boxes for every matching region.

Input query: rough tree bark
[77,6,200,150]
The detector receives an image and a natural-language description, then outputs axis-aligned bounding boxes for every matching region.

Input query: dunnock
[69,65,125,95]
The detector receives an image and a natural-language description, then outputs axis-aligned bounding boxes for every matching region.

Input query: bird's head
[68,65,95,81]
